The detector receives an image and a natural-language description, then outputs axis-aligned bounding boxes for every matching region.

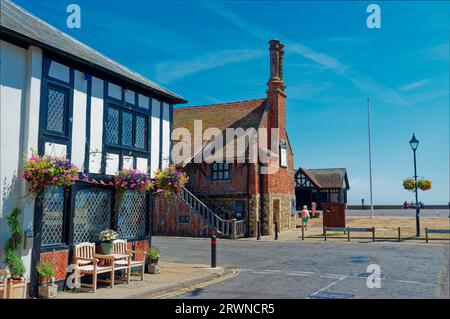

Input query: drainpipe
[258,163,264,236]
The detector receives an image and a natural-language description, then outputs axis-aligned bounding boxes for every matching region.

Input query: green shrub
[36,261,55,282]
[4,207,26,279]
[4,248,25,278]
[147,247,160,261]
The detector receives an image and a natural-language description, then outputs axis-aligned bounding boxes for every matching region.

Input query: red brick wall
[40,250,69,282]
[153,194,213,238]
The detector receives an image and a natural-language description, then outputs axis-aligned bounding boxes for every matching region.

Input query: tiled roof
[300,168,349,189]
[0,0,186,104]
[173,99,266,160]
[174,99,266,134]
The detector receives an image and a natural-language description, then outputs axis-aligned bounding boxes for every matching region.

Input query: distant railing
[179,187,245,239]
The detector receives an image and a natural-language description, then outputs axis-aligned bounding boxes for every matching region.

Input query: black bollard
[211,235,217,268]
[274,222,279,240]
[257,221,261,240]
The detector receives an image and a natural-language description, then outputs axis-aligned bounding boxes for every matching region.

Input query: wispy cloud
[324,36,362,44]
[398,78,432,92]
[200,1,410,107]
[154,49,265,83]
[288,80,334,101]
[414,42,449,61]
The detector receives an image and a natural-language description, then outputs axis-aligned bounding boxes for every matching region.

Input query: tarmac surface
[152,236,450,299]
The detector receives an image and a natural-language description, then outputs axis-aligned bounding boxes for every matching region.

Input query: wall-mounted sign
[280,140,287,168]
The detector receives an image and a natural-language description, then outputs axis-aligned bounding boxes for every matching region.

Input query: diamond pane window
[135,115,147,150]
[73,188,113,243]
[117,192,147,238]
[122,111,133,147]
[46,87,67,134]
[41,187,65,246]
[106,107,119,145]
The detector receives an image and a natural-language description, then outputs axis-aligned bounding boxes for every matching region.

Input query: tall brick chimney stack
[267,39,287,146]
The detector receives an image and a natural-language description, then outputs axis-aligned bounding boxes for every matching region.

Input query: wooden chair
[0,269,8,299]
[73,242,115,293]
[113,240,145,282]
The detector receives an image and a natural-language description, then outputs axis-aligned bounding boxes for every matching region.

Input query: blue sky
[14,0,449,204]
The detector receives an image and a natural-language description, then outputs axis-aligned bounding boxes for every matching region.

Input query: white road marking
[395,279,437,286]
[307,275,348,299]
[286,273,312,276]
[252,271,281,274]
[291,271,315,274]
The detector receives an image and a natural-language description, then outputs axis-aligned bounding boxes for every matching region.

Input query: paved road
[346,209,450,217]
[152,236,450,299]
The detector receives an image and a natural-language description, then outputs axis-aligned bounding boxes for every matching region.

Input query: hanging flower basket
[114,169,153,193]
[23,153,78,194]
[417,179,432,191]
[402,178,416,191]
[153,165,189,197]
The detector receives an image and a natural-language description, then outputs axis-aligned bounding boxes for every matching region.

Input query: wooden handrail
[177,187,246,238]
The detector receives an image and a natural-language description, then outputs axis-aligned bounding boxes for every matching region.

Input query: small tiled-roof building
[164,40,296,237]
[295,168,350,210]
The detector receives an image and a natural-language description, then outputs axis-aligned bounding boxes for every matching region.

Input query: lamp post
[409,134,420,236]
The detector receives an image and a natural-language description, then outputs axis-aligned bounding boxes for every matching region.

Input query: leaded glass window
[73,188,113,243]
[135,115,147,150]
[122,111,133,147]
[41,187,65,246]
[117,192,147,238]
[46,87,67,134]
[105,107,119,145]
[105,105,148,152]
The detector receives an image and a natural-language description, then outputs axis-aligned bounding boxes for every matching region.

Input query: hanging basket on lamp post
[417,179,432,191]
[402,178,416,191]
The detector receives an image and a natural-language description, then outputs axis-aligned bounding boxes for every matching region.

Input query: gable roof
[174,98,266,135]
[299,168,349,189]
[173,99,266,162]
[0,0,186,104]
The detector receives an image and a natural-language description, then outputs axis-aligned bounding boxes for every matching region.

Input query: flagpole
[367,97,374,218]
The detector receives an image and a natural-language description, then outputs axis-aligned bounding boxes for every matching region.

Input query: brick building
[155,40,296,238]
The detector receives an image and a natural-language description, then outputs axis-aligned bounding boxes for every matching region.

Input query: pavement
[57,261,225,299]
[151,236,450,299]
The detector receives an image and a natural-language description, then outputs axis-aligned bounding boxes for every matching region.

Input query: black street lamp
[409,134,420,236]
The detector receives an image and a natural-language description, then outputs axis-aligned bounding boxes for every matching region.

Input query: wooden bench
[425,228,450,243]
[73,242,115,293]
[0,269,7,299]
[113,240,146,282]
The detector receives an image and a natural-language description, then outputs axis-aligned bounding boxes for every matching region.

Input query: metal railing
[179,187,245,239]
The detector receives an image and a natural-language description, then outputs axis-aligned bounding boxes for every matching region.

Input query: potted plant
[36,261,57,299]
[3,208,27,299]
[99,229,119,255]
[147,247,160,274]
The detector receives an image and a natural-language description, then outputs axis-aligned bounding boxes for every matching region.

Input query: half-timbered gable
[295,168,350,210]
